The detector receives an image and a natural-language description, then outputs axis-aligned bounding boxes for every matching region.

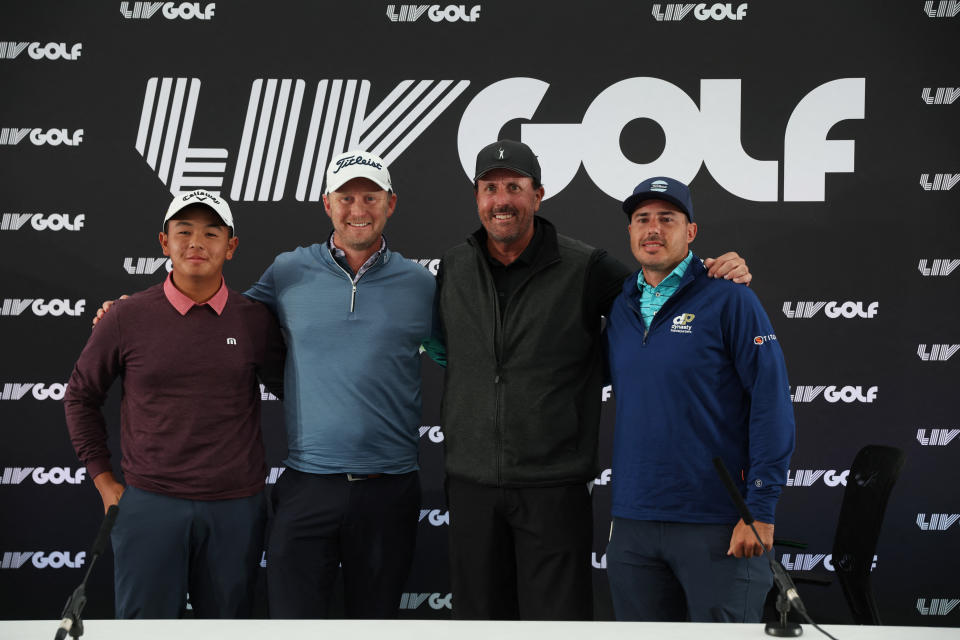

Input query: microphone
[711,458,841,640]
[712,457,755,527]
[90,505,119,558]
[55,505,119,640]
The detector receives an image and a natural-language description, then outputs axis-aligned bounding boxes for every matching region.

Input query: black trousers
[446,477,594,620]
[266,468,420,619]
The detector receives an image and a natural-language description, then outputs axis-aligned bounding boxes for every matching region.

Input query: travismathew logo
[919,259,960,276]
[917,344,960,361]
[387,5,481,22]
[120,2,216,19]
[0,128,83,146]
[0,42,82,60]
[923,88,959,104]
[917,599,960,616]
[790,385,878,403]
[135,77,468,198]
[652,3,747,21]
[1,213,84,231]
[782,301,877,319]
[924,1,959,17]
[920,173,960,190]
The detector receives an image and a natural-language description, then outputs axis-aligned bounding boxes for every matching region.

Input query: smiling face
[627,198,697,282]
[475,168,543,251]
[159,205,237,284]
[322,177,396,253]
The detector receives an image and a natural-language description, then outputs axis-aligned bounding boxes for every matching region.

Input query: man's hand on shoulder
[728,518,773,558]
[91,295,129,327]
[92,471,125,514]
[704,252,752,285]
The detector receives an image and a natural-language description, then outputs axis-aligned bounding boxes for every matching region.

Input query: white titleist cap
[163,190,235,233]
[325,150,393,194]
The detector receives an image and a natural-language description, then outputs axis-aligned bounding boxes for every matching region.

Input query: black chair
[831,444,906,625]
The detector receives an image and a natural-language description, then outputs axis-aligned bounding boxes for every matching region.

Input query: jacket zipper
[331,254,381,313]
[482,244,561,486]
[635,276,696,346]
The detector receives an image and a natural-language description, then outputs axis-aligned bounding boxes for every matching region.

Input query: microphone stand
[712,458,839,640]
[55,505,119,640]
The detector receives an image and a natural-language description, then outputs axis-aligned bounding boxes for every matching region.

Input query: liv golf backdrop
[1,0,958,626]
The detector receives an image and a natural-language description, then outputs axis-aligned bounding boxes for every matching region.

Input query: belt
[345,473,384,481]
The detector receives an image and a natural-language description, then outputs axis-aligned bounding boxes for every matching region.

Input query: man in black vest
[434,140,751,619]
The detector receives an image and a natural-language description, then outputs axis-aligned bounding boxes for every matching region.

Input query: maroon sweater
[64,283,284,500]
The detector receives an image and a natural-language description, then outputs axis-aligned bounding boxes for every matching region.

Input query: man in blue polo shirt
[244,151,436,619]
[604,177,795,622]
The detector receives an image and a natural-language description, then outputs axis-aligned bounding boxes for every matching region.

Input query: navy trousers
[606,518,772,622]
[110,486,266,619]
[446,478,594,620]
[265,468,420,619]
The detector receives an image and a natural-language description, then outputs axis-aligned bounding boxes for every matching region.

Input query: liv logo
[135,77,470,199]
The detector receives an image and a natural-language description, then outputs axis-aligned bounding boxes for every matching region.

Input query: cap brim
[473,164,537,182]
[622,191,689,218]
[326,174,393,194]
[163,201,233,231]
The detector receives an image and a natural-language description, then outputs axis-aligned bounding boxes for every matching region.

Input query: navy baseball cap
[474,139,542,185]
[622,177,694,222]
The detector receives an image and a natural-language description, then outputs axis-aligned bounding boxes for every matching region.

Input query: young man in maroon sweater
[64,191,284,618]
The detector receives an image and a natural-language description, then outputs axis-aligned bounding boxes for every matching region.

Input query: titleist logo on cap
[333,155,383,174]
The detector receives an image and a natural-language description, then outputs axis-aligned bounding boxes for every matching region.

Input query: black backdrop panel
[1,1,958,625]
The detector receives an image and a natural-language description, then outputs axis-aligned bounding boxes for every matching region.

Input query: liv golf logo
[917,345,960,361]
[0,42,82,60]
[652,3,748,21]
[135,77,469,198]
[918,259,959,276]
[386,5,481,22]
[791,385,877,403]
[0,213,84,231]
[120,2,216,20]
[136,76,865,204]
[0,129,83,146]
[782,301,878,319]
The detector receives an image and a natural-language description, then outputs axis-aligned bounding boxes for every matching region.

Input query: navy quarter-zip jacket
[605,255,795,524]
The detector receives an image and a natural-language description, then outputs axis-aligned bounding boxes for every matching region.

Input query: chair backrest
[831,444,906,625]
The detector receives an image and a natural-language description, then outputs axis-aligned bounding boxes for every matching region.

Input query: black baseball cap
[474,139,542,185]
[622,176,695,222]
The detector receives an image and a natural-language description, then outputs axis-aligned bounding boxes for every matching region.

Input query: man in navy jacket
[604,177,795,622]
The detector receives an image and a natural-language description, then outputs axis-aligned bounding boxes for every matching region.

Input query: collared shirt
[328,233,387,283]
[163,273,228,316]
[636,250,693,328]
[479,219,545,318]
